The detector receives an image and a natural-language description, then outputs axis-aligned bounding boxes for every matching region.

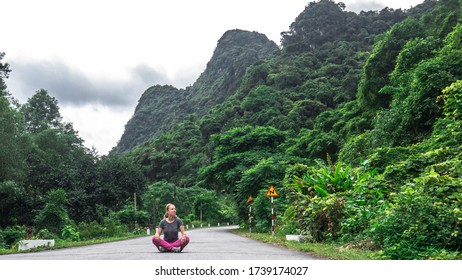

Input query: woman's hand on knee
[180,235,187,245]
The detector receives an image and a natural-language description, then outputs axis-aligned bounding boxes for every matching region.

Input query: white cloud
[8,58,168,106]
[61,104,133,155]
[344,0,423,12]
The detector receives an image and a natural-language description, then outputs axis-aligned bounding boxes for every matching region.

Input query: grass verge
[0,234,145,255]
[232,229,379,260]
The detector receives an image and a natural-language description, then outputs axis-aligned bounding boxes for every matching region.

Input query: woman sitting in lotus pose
[152,203,189,252]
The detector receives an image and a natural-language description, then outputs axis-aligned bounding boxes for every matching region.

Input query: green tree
[115,204,149,229]
[236,158,288,201]
[0,54,26,184]
[281,0,349,52]
[95,154,146,212]
[141,180,208,225]
[252,188,287,233]
[21,89,63,133]
[198,126,286,192]
[0,181,22,227]
[358,18,425,109]
[192,191,221,223]
[35,188,71,234]
[133,117,204,186]
[0,52,11,96]
[0,53,29,228]
[433,80,462,145]
[368,23,462,148]
[21,125,99,224]
[141,180,178,224]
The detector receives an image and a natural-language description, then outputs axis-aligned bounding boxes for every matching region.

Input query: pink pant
[152,235,190,252]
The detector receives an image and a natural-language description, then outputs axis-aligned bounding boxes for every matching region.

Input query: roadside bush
[102,213,129,236]
[192,191,222,223]
[35,188,70,234]
[277,205,300,235]
[1,226,25,249]
[35,228,58,240]
[286,160,356,241]
[77,222,108,240]
[217,195,239,225]
[61,225,80,241]
[339,169,385,243]
[77,219,127,240]
[382,147,458,186]
[252,186,288,233]
[249,189,270,232]
[363,146,412,173]
[187,219,205,228]
[132,227,146,235]
[305,195,345,241]
[371,175,462,259]
[116,205,150,230]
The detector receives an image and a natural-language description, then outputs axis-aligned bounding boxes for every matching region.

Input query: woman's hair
[164,203,178,219]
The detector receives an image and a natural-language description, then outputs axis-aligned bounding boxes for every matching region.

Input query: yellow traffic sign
[266,185,279,197]
[246,195,254,205]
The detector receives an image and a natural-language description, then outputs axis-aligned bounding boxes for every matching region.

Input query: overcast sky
[2,0,424,155]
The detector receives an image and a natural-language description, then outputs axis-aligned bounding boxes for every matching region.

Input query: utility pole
[153,201,156,225]
[173,184,177,205]
[200,200,203,226]
[134,192,137,228]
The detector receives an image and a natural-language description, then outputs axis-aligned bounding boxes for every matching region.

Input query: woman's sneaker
[172,247,181,253]
[158,246,166,252]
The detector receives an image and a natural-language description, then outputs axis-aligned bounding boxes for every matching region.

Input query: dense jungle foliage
[1,0,462,259]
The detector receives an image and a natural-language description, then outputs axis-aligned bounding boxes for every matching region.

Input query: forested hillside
[1,0,462,259]
[116,30,279,152]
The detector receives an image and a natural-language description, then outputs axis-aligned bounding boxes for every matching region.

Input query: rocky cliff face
[116,29,279,152]
[187,29,280,115]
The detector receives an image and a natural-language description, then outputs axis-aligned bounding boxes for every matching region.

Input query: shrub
[1,226,25,249]
[371,177,462,259]
[34,189,70,234]
[304,195,345,241]
[277,205,300,235]
[77,219,127,240]
[35,229,58,240]
[286,160,358,241]
[252,189,272,233]
[61,225,80,241]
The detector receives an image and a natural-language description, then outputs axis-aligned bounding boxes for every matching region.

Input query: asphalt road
[0,226,317,260]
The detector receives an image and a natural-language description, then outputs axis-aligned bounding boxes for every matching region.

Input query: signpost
[246,195,254,233]
[266,185,279,235]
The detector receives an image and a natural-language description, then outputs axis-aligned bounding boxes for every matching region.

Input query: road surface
[0,226,317,260]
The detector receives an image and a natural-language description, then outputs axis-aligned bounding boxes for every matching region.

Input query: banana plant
[291,159,353,198]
